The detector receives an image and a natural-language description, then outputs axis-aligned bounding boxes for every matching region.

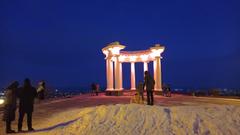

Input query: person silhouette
[137,82,144,101]
[18,78,37,132]
[143,71,155,105]
[3,81,19,133]
[37,81,46,100]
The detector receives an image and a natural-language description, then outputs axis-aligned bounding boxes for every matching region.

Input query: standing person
[18,78,37,132]
[3,81,19,133]
[91,83,96,96]
[137,82,144,101]
[167,84,171,97]
[37,81,46,100]
[143,71,155,105]
[162,84,167,97]
[95,84,100,96]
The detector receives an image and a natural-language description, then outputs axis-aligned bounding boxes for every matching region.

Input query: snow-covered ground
[26,104,240,135]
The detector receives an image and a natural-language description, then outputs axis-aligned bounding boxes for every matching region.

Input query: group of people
[162,84,171,97]
[132,71,155,105]
[2,78,46,133]
[91,83,100,96]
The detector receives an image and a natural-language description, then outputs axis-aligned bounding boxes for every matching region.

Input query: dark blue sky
[1,0,240,89]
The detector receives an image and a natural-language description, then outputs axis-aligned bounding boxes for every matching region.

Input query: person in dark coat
[166,84,171,97]
[18,78,37,132]
[91,83,97,96]
[162,84,167,97]
[143,71,155,105]
[95,84,100,96]
[2,81,19,133]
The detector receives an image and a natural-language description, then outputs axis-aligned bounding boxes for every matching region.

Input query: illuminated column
[153,60,157,90]
[159,57,162,91]
[114,55,121,90]
[150,44,165,91]
[143,62,148,89]
[109,58,114,90]
[106,57,114,90]
[154,56,162,91]
[144,62,148,72]
[102,41,126,92]
[106,58,109,89]
[131,62,136,90]
[119,62,123,90]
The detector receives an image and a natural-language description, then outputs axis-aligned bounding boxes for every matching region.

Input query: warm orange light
[109,47,121,55]
[130,56,137,62]
[140,55,148,61]
[111,57,116,61]
[119,55,126,62]
[0,99,4,105]
[150,49,164,57]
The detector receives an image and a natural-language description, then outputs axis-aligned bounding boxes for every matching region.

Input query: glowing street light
[0,99,4,105]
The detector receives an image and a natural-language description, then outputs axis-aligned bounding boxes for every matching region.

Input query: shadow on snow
[32,117,81,133]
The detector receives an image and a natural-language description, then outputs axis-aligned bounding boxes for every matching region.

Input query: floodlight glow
[151,49,164,57]
[130,56,137,62]
[110,47,121,55]
[119,55,126,62]
[111,57,116,62]
[140,55,148,61]
[150,52,156,58]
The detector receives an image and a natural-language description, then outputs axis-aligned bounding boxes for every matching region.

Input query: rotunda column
[154,56,162,91]
[130,62,136,90]
[114,55,122,90]
[119,62,123,90]
[106,57,114,90]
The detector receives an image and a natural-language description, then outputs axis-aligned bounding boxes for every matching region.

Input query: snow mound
[30,104,240,135]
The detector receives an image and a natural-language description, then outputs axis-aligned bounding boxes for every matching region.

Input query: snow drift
[28,104,240,135]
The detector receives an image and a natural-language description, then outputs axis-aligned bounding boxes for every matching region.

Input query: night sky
[1,0,240,90]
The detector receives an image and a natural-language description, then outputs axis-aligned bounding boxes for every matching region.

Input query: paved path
[0,93,240,134]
